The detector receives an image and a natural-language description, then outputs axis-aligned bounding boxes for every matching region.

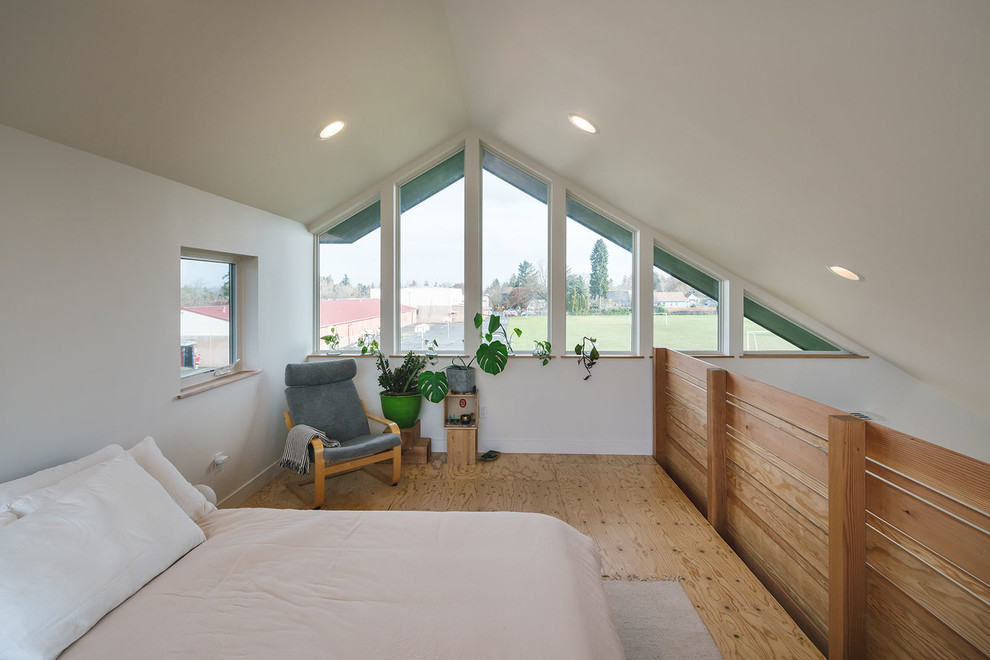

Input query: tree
[589,239,609,306]
[507,286,532,309]
[531,261,549,304]
[511,260,536,287]
[566,270,589,314]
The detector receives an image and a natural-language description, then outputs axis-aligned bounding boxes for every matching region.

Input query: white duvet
[60,508,624,659]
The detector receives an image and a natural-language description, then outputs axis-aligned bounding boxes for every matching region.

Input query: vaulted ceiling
[1,1,988,419]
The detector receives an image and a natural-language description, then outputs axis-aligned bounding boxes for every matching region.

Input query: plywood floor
[243,453,823,659]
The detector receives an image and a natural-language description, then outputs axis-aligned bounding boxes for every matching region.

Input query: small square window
[180,248,250,389]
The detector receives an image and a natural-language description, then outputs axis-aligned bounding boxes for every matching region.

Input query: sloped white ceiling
[0,1,987,418]
[444,0,990,419]
[0,0,469,221]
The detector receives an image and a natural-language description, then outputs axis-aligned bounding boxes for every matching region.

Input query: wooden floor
[243,453,823,659]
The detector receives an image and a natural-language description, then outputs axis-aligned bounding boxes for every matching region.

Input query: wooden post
[653,348,668,468]
[706,368,727,536]
[827,415,867,660]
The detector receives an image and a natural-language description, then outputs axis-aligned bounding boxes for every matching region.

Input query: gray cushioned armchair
[283,360,401,508]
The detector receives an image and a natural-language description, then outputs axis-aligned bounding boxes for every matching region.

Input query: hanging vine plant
[574,336,599,380]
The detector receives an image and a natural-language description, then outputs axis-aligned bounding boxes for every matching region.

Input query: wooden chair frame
[283,401,401,509]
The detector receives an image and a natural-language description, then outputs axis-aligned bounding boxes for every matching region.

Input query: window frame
[742,293,845,354]
[395,149,467,355]
[563,193,638,355]
[179,247,244,391]
[314,198,383,355]
[652,243,723,355]
[480,145,552,345]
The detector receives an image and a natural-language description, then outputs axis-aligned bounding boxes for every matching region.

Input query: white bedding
[60,508,624,659]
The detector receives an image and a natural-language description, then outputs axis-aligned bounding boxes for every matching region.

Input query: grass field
[499,314,798,353]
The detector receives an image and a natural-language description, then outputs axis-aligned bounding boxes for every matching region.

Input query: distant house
[607,289,632,307]
[653,292,691,308]
[653,292,716,313]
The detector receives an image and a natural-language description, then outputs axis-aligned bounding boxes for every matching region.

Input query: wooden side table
[444,392,478,466]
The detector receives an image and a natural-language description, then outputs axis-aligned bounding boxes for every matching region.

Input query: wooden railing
[654,348,990,658]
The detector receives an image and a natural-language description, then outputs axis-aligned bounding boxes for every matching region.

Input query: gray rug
[602,580,723,660]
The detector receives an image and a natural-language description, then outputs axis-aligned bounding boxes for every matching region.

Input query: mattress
[60,508,624,659]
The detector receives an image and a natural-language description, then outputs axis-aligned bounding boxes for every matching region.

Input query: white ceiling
[1,1,988,419]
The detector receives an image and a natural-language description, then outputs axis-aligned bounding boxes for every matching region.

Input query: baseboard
[432,438,651,455]
[219,460,281,508]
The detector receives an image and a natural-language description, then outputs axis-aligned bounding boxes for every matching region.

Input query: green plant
[417,313,525,403]
[357,334,438,396]
[574,336,599,380]
[320,327,340,351]
[532,340,553,366]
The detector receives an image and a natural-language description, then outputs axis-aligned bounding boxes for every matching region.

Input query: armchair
[283,360,401,508]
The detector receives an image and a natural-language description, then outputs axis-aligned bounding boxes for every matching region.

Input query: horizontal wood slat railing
[653,348,990,659]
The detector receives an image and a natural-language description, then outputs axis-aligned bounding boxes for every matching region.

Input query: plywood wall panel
[667,373,708,413]
[866,422,990,518]
[727,498,829,645]
[728,467,829,581]
[867,528,990,653]
[666,440,708,513]
[867,568,983,660]
[726,372,843,439]
[727,437,827,530]
[867,474,990,585]
[726,403,828,484]
[668,416,708,467]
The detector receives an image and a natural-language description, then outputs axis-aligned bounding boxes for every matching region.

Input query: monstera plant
[417,313,525,403]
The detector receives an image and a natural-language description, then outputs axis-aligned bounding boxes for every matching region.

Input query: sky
[180,257,229,289]
[319,171,633,289]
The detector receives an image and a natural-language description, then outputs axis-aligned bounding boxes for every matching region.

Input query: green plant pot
[379,392,423,429]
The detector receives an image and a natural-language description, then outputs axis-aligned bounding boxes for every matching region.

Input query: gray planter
[445,366,476,394]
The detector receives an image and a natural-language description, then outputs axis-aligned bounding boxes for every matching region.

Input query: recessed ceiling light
[568,114,599,134]
[827,265,863,281]
[318,120,346,140]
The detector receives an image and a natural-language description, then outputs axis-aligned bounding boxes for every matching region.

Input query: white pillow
[0,453,205,660]
[0,444,124,507]
[0,507,15,530]
[5,460,113,518]
[128,436,216,521]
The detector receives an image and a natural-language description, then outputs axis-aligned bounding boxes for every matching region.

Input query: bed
[0,440,623,659]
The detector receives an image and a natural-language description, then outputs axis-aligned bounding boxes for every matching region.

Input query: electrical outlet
[213,452,229,472]
[479,405,488,419]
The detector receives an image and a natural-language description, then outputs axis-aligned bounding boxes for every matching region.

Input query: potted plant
[320,327,342,354]
[532,340,553,366]
[417,313,527,403]
[358,334,438,428]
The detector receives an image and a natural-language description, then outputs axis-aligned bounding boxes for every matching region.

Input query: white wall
[702,356,990,464]
[340,356,652,456]
[0,126,313,499]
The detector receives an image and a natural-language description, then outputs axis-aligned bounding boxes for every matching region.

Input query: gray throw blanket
[279,424,341,475]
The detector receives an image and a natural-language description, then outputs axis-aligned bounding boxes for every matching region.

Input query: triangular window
[653,246,720,352]
[743,296,842,352]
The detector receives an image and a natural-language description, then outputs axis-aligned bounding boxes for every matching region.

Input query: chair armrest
[365,411,400,435]
[310,437,325,464]
[361,401,401,435]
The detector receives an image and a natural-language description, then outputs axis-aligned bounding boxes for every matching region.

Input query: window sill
[175,370,262,399]
[739,353,867,359]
